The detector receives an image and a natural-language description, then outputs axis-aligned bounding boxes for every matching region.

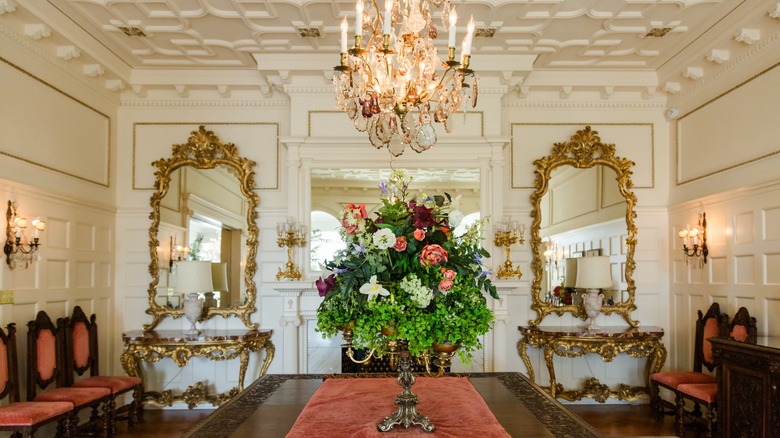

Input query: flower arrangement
[315,170,498,363]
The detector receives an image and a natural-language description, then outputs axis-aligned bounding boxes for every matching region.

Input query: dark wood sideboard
[711,336,780,437]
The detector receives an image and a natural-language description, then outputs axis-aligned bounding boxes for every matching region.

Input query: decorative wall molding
[669,30,780,106]
[503,100,666,109]
[0,23,119,102]
[119,98,290,107]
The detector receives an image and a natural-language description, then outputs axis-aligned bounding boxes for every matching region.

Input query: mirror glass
[309,168,481,271]
[154,166,248,310]
[145,126,259,331]
[529,126,638,327]
[538,165,629,307]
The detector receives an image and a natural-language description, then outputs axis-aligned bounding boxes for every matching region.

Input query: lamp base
[581,289,604,330]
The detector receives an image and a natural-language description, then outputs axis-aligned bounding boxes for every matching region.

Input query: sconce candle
[4,201,45,270]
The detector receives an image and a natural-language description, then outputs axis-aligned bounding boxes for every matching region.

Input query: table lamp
[174,261,213,334]
[575,256,612,330]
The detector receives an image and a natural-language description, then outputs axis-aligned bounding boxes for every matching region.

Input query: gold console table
[518,325,666,402]
[121,329,275,408]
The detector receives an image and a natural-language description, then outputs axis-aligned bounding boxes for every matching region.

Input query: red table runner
[286,376,510,437]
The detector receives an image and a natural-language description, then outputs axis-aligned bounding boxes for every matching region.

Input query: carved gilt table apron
[121,329,275,408]
[518,325,666,402]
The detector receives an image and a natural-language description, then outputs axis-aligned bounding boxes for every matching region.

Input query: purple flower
[315,274,336,297]
[480,268,493,278]
[333,267,349,275]
[473,253,483,264]
[352,243,366,255]
[378,180,388,196]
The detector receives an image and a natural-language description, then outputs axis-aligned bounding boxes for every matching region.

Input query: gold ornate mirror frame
[528,126,639,327]
[144,126,259,331]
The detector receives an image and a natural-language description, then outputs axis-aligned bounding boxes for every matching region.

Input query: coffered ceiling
[1,0,777,99]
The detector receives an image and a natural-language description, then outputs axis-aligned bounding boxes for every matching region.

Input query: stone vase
[581,289,604,330]
[183,292,204,334]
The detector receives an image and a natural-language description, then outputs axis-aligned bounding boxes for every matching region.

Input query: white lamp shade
[575,256,612,290]
[564,258,578,288]
[174,261,214,293]
[211,262,229,292]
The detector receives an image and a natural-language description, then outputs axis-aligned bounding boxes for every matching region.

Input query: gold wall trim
[676,61,780,186]
[510,123,654,190]
[132,122,280,191]
[308,110,485,137]
[0,56,111,188]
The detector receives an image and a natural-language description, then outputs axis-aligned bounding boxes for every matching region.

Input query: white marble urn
[581,289,604,330]
[183,293,204,334]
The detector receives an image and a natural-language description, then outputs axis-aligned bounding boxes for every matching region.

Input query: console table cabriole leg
[517,337,535,382]
[260,340,275,376]
[238,348,249,390]
[544,345,557,398]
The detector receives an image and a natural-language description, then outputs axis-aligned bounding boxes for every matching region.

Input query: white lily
[359,275,390,299]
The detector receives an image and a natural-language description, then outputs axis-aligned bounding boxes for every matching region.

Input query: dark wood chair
[675,306,758,438]
[61,306,143,433]
[0,323,73,437]
[26,311,114,436]
[649,302,728,431]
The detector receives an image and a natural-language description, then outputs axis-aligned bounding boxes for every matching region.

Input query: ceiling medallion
[333,0,478,156]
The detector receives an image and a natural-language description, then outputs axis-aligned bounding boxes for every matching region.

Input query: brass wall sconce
[494,219,524,279]
[276,218,306,281]
[678,212,708,268]
[4,200,46,270]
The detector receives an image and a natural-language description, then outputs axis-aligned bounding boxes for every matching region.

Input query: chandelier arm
[417,67,460,104]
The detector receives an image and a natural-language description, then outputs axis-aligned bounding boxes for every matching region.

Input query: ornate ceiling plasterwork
[0,0,775,100]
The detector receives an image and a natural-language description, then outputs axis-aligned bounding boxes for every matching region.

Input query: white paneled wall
[668,181,780,370]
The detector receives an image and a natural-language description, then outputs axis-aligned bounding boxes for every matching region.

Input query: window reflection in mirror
[309,168,481,273]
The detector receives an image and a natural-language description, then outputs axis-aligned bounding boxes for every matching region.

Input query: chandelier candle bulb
[448,8,457,48]
[383,0,392,35]
[463,16,475,55]
[355,0,363,36]
[340,17,348,53]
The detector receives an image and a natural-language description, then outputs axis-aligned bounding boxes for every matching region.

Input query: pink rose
[438,279,454,291]
[394,236,407,252]
[443,269,456,280]
[419,244,448,267]
[413,229,425,241]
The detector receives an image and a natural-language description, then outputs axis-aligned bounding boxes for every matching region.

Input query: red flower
[413,229,426,241]
[441,269,456,280]
[439,226,451,236]
[393,236,407,252]
[412,204,436,228]
[419,244,448,267]
[316,274,336,297]
[553,286,561,297]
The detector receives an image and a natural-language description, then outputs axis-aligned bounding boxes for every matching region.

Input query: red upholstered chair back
[0,323,21,403]
[26,311,66,400]
[63,306,100,386]
[693,302,729,373]
[729,307,757,343]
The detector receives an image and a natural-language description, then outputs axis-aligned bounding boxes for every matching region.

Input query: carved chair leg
[674,393,686,437]
[650,381,662,419]
[131,385,143,425]
[705,405,715,438]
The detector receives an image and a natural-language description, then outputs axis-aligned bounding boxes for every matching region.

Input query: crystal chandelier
[334,0,478,156]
